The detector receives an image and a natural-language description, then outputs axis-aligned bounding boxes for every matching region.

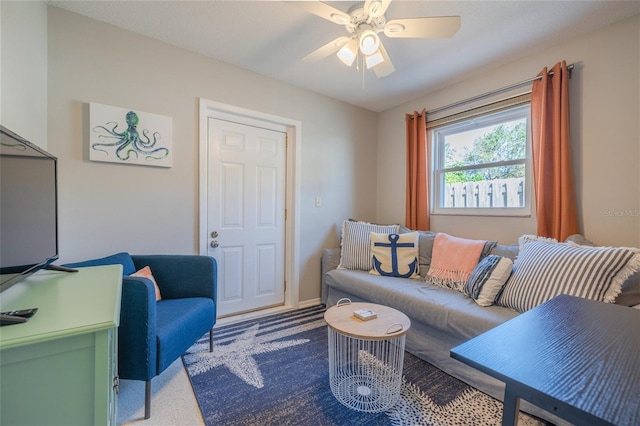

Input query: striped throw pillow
[464,255,513,307]
[499,240,640,312]
[338,221,399,271]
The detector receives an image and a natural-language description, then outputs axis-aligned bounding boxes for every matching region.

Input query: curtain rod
[426,63,574,117]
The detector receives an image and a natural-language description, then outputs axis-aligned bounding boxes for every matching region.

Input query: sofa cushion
[338,220,398,271]
[370,232,420,278]
[325,269,519,340]
[63,251,136,276]
[464,255,513,307]
[564,233,595,246]
[131,266,162,301]
[417,231,437,278]
[499,240,640,312]
[489,243,519,261]
[617,272,640,306]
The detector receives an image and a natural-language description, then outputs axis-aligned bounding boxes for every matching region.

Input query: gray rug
[183,305,548,425]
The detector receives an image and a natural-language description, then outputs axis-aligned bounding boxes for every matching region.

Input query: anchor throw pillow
[369,232,420,279]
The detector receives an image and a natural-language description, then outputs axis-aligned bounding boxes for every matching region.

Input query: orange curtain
[530,60,579,241]
[405,109,430,230]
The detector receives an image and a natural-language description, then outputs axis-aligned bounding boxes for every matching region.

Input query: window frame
[430,104,532,217]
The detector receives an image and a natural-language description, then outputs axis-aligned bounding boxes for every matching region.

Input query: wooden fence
[444,178,525,208]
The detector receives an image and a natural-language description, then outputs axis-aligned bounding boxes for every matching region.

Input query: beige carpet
[118,358,203,425]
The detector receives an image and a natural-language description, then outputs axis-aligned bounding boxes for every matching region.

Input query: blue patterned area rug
[183,305,547,426]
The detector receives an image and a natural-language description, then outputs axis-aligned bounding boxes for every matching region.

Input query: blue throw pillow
[464,255,513,306]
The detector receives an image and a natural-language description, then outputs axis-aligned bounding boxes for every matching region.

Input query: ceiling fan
[289,0,461,77]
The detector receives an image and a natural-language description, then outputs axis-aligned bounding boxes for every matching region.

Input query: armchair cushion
[156,297,215,372]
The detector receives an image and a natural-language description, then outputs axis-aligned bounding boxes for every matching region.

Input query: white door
[207,117,286,317]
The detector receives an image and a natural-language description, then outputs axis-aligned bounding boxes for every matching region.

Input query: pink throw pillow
[131,266,162,301]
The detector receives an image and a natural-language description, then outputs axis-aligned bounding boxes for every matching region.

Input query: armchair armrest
[118,276,157,381]
[131,255,217,301]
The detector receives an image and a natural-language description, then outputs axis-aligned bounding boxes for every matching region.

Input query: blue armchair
[64,252,217,419]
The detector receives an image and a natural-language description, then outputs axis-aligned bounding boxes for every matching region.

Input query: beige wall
[377,15,640,247]
[1,1,48,148]
[47,6,378,303]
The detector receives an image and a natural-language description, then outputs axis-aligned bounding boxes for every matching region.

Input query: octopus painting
[91,108,171,166]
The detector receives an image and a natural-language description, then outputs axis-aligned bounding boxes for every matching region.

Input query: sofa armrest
[131,254,217,301]
[118,276,157,381]
[321,248,341,305]
[322,248,341,273]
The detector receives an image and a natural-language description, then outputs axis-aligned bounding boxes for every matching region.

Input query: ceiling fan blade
[373,43,395,77]
[384,16,461,38]
[302,36,351,62]
[364,0,392,18]
[287,1,351,25]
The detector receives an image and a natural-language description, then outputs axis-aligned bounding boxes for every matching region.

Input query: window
[431,104,531,216]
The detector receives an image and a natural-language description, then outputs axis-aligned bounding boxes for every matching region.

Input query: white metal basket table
[324,300,411,413]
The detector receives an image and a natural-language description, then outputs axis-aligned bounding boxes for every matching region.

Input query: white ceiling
[48,1,639,112]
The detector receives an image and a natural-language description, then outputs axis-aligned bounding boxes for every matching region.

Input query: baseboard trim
[298,298,321,309]
[215,299,323,327]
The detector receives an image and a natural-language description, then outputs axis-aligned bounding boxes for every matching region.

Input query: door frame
[198,98,301,319]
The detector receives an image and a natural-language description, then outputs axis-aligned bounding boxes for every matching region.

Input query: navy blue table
[451,294,639,426]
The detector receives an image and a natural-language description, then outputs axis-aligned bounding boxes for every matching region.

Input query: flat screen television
[0,125,66,293]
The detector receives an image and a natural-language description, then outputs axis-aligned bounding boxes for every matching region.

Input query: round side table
[324,299,411,413]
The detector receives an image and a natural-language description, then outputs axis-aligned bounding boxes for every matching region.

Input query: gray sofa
[321,231,639,425]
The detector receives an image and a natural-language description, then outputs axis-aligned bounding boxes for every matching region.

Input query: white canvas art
[89,102,172,167]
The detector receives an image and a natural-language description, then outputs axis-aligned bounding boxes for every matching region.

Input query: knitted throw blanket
[427,233,486,290]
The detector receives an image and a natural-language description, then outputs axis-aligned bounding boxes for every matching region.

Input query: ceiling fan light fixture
[359,29,380,55]
[294,0,461,77]
[337,38,358,66]
[365,49,384,69]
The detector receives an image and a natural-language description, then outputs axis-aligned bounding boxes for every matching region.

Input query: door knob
[210,240,219,248]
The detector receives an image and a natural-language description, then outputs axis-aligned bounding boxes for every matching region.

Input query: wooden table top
[324,302,411,340]
[451,294,640,426]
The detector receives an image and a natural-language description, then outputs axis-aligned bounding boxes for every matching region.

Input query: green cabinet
[0,265,122,425]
